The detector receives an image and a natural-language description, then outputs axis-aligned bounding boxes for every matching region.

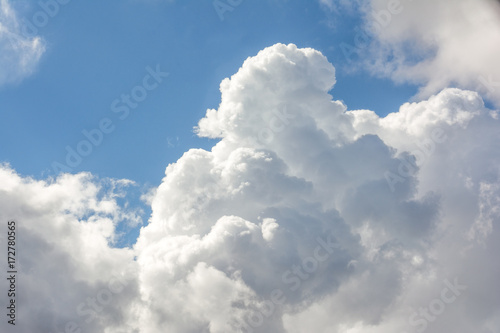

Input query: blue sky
[2,1,500,332]
[0,1,421,247]
[0,0,417,186]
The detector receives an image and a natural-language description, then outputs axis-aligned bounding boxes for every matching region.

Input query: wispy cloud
[330,0,500,107]
[0,0,45,87]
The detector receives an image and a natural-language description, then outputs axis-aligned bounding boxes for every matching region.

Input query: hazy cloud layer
[1,43,499,332]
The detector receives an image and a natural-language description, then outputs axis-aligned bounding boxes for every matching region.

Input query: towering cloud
[1,43,499,332]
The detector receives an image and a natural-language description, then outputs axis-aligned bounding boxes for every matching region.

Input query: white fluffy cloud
[0,168,141,332]
[0,0,45,86]
[2,43,499,332]
[338,0,500,106]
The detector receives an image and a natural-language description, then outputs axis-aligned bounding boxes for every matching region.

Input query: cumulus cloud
[0,0,45,86]
[137,43,500,332]
[2,43,499,332]
[0,167,142,332]
[337,0,500,106]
